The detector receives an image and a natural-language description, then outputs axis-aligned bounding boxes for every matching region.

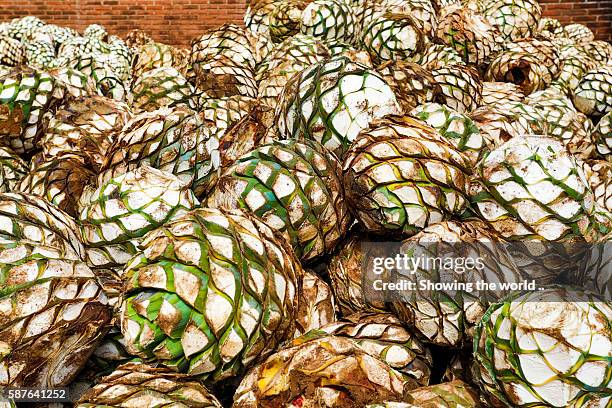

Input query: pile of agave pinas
[0,0,610,406]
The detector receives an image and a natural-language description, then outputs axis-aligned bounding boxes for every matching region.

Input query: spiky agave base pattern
[0,0,610,406]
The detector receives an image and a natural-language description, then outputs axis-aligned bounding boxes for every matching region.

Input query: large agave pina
[59,53,129,102]
[583,40,612,65]
[40,95,132,170]
[100,107,215,188]
[75,363,223,408]
[130,67,197,113]
[505,37,562,86]
[245,0,277,36]
[485,51,549,96]
[431,65,483,114]
[0,146,27,192]
[255,33,331,80]
[390,220,526,348]
[593,110,611,158]
[78,166,198,270]
[473,287,612,408]
[191,24,258,98]
[537,17,563,39]
[5,16,45,41]
[572,65,612,117]
[343,115,471,236]
[233,332,420,407]
[17,152,95,217]
[48,67,99,99]
[0,193,111,387]
[276,56,401,158]
[317,312,434,387]
[269,0,309,43]
[300,0,357,45]
[366,380,481,408]
[435,4,502,66]
[361,13,426,64]
[0,66,61,154]
[411,102,486,166]
[481,0,541,41]
[469,136,598,282]
[120,207,301,382]
[206,139,351,263]
[24,37,57,70]
[377,61,440,113]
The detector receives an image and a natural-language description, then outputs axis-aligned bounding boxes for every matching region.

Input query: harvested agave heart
[194,102,275,198]
[0,192,85,260]
[431,65,483,114]
[0,66,63,154]
[412,102,486,166]
[276,56,401,158]
[131,41,192,79]
[343,115,471,237]
[268,1,310,43]
[327,231,393,316]
[361,13,426,63]
[120,208,301,383]
[300,0,357,45]
[244,0,277,36]
[485,50,549,96]
[365,381,481,408]
[0,35,25,66]
[482,0,542,41]
[130,67,197,113]
[0,244,111,388]
[0,193,111,387]
[572,66,612,117]
[435,4,502,66]
[593,111,612,158]
[257,34,331,108]
[473,287,612,408]
[191,24,258,98]
[206,139,351,263]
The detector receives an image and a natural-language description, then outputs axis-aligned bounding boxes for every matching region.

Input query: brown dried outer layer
[1,297,111,387]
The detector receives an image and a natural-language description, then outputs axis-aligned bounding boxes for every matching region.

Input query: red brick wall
[0,0,610,46]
